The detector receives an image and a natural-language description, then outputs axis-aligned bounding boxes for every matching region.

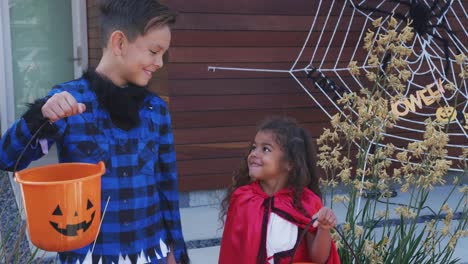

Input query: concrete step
[180,205,223,242]
[187,246,220,264]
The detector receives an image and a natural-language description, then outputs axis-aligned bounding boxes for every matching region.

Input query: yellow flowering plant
[317,17,468,263]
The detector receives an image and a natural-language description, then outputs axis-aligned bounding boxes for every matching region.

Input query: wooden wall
[86,0,101,69]
[167,1,333,191]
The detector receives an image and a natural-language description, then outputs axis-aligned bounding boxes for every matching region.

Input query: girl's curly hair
[220,116,322,223]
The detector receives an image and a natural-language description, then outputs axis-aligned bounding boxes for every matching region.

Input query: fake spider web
[209,0,468,172]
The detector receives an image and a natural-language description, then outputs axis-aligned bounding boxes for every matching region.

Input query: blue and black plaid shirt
[0,76,188,263]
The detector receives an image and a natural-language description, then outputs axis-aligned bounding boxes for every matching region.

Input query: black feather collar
[83,70,148,131]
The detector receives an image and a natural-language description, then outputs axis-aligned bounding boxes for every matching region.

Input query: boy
[0,0,189,263]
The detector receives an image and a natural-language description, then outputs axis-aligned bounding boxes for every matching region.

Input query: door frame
[0,0,88,134]
[0,0,15,136]
[71,0,89,78]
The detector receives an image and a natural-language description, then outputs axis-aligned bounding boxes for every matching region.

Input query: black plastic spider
[352,0,461,75]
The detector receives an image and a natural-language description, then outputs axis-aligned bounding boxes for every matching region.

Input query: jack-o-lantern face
[49,199,96,236]
[435,106,456,123]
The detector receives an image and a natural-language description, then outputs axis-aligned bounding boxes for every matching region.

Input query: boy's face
[119,25,171,87]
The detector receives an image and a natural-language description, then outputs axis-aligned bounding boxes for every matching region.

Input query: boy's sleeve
[0,116,47,171]
[0,87,65,171]
[157,103,189,264]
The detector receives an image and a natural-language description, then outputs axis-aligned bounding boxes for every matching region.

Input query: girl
[219,117,340,264]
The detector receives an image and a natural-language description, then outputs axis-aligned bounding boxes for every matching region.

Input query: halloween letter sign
[391,79,445,117]
[435,106,457,123]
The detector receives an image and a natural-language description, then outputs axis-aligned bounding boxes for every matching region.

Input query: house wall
[87,0,100,68]
[167,1,333,191]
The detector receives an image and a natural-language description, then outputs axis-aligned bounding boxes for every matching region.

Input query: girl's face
[248,131,290,182]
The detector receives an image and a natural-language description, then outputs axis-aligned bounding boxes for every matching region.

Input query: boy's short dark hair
[99,0,176,47]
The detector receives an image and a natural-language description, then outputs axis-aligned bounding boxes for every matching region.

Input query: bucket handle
[91,196,111,255]
[289,216,359,264]
[289,216,317,264]
[13,120,50,174]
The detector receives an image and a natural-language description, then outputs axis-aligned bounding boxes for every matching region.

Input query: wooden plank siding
[86,1,467,191]
[167,1,337,191]
[86,0,101,68]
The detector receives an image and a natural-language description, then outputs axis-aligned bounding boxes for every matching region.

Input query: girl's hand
[312,207,337,231]
[41,91,86,122]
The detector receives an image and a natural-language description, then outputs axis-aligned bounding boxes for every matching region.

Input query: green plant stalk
[7,222,26,264]
[444,93,459,134]
[0,212,23,259]
[434,191,468,263]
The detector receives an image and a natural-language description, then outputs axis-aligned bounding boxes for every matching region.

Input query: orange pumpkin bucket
[15,161,105,252]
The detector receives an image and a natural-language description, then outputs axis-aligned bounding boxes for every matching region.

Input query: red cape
[219,181,340,264]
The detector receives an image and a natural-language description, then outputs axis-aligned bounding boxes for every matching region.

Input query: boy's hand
[312,207,337,231]
[41,92,86,122]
